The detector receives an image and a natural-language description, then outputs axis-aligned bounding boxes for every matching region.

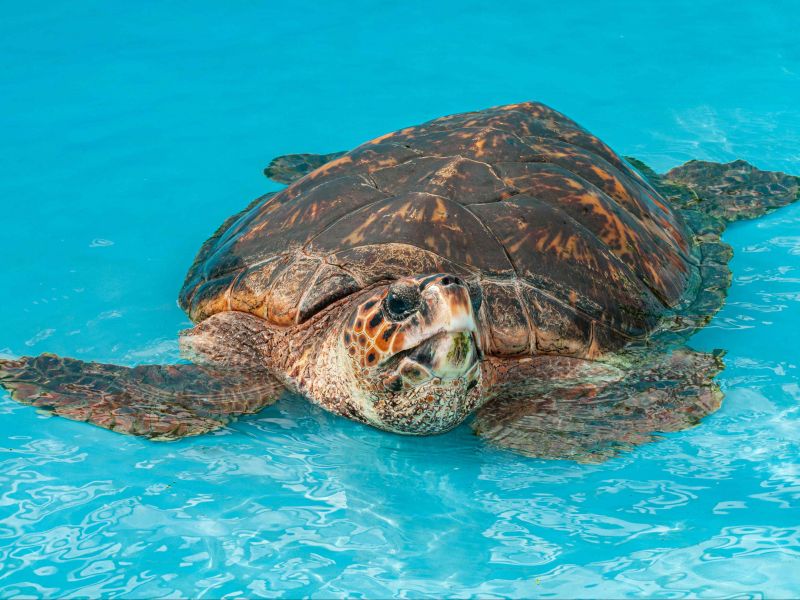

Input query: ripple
[2,1,800,596]
[23,329,55,347]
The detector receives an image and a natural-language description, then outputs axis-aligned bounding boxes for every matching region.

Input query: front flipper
[264,151,346,184]
[0,355,283,440]
[473,348,723,462]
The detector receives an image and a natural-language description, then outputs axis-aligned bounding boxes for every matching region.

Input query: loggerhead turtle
[2,102,799,461]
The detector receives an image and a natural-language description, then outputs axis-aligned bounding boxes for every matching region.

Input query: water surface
[1,1,799,597]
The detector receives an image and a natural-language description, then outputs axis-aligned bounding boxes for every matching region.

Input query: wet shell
[179,102,697,358]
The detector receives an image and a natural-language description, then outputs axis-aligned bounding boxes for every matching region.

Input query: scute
[480,282,532,356]
[468,195,662,336]
[310,192,513,275]
[494,162,691,306]
[369,156,514,204]
[180,101,696,358]
[328,243,473,289]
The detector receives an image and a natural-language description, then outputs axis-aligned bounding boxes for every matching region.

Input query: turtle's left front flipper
[473,348,723,463]
[0,355,283,440]
[264,151,346,184]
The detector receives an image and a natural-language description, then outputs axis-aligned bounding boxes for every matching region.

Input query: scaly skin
[187,275,488,434]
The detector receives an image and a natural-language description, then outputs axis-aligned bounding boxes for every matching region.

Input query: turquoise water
[2,1,800,596]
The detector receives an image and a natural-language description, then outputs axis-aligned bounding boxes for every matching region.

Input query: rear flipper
[627,158,799,341]
[264,151,347,184]
[473,348,723,463]
[628,157,800,226]
[0,313,284,440]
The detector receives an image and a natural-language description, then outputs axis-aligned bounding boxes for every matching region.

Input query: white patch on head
[393,283,477,354]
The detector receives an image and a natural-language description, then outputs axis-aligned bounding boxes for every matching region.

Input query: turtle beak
[407,330,477,378]
[392,275,478,355]
[380,275,480,391]
[381,330,479,392]
[419,275,477,335]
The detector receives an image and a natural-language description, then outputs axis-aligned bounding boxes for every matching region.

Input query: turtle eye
[384,282,421,321]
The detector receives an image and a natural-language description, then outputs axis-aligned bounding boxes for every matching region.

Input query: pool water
[2,1,800,597]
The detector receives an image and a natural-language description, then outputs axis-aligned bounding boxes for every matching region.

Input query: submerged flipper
[628,157,800,340]
[473,348,723,462]
[662,159,799,223]
[628,157,800,229]
[264,151,347,184]
[0,313,284,440]
[0,356,282,439]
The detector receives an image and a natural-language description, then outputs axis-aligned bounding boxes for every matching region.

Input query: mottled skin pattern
[339,275,482,433]
[2,102,799,460]
[0,355,281,439]
[184,274,484,434]
[474,349,725,462]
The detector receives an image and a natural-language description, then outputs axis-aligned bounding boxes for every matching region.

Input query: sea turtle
[2,102,798,461]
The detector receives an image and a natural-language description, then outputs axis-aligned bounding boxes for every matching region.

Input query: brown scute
[395,127,537,164]
[497,103,632,175]
[179,192,276,313]
[402,101,630,174]
[422,106,573,140]
[180,101,695,351]
[297,265,360,323]
[312,193,513,276]
[227,256,287,318]
[187,273,238,322]
[538,121,630,175]
[469,195,661,337]
[408,101,576,137]
[241,175,389,255]
[480,282,532,356]
[495,162,693,306]
[329,243,472,288]
[521,137,687,246]
[370,156,513,204]
[265,256,321,326]
[302,141,421,187]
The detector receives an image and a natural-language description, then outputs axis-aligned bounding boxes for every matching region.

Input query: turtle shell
[179,102,697,358]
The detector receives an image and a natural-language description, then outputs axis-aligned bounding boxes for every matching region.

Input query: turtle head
[340,274,485,434]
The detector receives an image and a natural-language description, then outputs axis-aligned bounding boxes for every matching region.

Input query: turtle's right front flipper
[0,355,283,440]
[264,151,347,184]
[473,348,723,462]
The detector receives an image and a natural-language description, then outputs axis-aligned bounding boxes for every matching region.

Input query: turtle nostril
[440,276,462,287]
